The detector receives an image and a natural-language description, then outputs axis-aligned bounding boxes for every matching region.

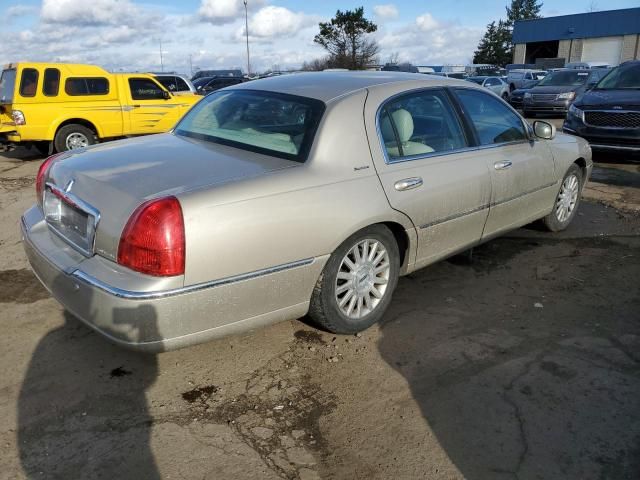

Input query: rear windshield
[0,69,16,103]
[595,63,640,90]
[538,70,589,87]
[175,89,325,162]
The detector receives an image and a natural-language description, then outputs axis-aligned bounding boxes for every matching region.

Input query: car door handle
[494,161,513,170]
[394,177,423,191]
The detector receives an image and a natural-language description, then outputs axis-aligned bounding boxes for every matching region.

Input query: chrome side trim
[588,143,640,152]
[418,180,558,230]
[71,258,315,300]
[419,204,490,229]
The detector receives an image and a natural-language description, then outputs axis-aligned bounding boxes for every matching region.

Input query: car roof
[229,71,467,103]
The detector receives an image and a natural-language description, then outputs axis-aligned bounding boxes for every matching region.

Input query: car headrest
[380,108,414,143]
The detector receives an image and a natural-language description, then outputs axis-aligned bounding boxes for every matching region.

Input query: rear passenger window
[455,89,527,145]
[19,68,39,97]
[129,78,165,100]
[65,78,109,96]
[43,68,60,96]
[379,89,467,160]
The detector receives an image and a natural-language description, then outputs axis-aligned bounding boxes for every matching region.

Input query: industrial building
[512,7,640,67]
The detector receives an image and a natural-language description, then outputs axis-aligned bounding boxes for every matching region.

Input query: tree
[313,7,379,70]
[505,0,543,27]
[473,0,543,66]
[473,20,512,66]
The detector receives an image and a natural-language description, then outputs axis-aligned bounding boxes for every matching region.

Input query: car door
[365,87,492,269]
[451,87,557,238]
[124,76,186,134]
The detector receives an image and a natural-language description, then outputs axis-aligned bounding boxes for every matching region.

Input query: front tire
[543,164,583,232]
[54,124,95,152]
[309,225,400,334]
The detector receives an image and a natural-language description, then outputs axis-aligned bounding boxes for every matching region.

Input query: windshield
[193,77,212,88]
[538,70,590,87]
[175,89,325,162]
[595,63,640,89]
[0,69,16,103]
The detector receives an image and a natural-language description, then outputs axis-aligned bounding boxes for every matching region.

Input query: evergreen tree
[473,20,512,66]
[473,0,543,66]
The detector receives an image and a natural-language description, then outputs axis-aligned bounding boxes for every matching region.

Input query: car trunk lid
[46,133,299,262]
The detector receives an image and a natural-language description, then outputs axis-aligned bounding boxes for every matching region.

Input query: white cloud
[378,13,483,65]
[41,0,141,26]
[373,4,399,20]
[7,4,38,19]
[241,6,315,39]
[416,13,439,31]
[198,0,264,25]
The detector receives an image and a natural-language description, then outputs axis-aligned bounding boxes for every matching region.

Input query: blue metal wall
[513,8,640,43]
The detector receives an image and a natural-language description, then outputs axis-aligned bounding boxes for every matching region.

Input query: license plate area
[44,184,98,256]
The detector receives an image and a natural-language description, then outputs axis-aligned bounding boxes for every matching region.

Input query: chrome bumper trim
[71,258,315,300]
[588,144,640,152]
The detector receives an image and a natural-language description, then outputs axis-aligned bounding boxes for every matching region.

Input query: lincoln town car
[21,72,592,351]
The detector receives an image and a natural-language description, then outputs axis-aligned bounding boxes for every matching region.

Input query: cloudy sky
[1,0,637,74]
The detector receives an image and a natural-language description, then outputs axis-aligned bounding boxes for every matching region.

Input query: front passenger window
[454,89,527,145]
[379,89,467,160]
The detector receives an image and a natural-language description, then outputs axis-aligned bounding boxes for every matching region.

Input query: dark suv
[193,76,245,95]
[522,68,610,117]
[563,61,640,155]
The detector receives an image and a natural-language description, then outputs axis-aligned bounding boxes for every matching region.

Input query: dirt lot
[0,143,639,480]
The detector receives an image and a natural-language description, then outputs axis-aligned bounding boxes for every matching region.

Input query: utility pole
[159,38,164,72]
[243,0,250,76]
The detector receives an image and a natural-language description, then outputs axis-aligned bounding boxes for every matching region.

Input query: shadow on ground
[377,218,640,479]
[17,276,161,479]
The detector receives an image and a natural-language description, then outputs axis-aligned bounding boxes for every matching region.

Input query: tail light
[36,152,65,205]
[117,196,185,277]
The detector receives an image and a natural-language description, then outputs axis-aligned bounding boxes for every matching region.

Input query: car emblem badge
[64,179,75,193]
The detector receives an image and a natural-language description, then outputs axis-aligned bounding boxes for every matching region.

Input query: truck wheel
[309,225,400,334]
[54,124,95,152]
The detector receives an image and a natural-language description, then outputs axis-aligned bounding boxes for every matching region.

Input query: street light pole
[243,0,250,76]
[159,38,164,72]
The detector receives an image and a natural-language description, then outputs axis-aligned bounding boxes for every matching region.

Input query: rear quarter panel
[178,89,416,287]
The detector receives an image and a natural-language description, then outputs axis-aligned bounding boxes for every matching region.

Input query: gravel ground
[0,143,638,480]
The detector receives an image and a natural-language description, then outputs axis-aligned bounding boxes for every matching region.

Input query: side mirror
[162,90,171,100]
[533,120,556,140]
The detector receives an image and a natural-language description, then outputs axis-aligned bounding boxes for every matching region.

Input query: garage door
[582,37,623,66]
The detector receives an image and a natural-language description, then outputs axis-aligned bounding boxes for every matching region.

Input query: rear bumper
[21,206,324,352]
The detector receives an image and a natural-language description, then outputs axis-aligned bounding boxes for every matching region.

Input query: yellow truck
[0,63,201,153]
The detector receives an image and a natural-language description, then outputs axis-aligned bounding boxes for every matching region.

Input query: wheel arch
[52,118,101,140]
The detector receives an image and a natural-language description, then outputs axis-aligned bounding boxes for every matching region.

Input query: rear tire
[309,225,400,334]
[543,164,583,232]
[54,124,95,152]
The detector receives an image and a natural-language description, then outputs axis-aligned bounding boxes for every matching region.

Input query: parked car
[152,73,197,96]
[431,71,467,80]
[565,62,610,70]
[191,69,243,81]
[509,79,540,109]
[466,76,510,100]
[522,68,610,117]
[194,76,245,95]
[506,69,547,92]
[22,72,592,351]
[381,63,419,73]
[563,60,640,155]
[0,63,200,153]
